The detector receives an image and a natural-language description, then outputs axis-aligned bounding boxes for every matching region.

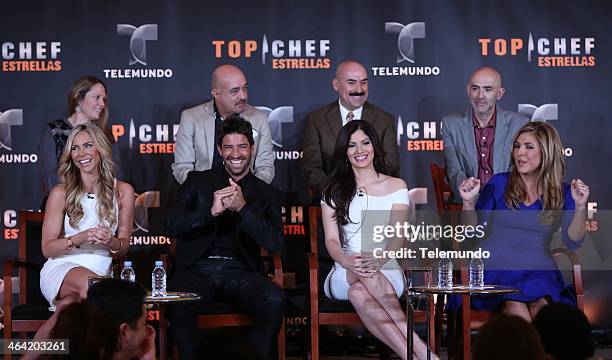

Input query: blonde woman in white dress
[28,123,133,351]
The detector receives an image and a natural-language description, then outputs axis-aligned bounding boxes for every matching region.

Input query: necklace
[526,188,541,201]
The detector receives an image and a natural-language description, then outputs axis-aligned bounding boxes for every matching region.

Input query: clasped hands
[342,252,385,278]
[73,224,113,248]
[211,178,246,216]
[458,177,481,203]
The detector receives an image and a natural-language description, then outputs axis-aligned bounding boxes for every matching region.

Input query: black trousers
[167,258,286,360]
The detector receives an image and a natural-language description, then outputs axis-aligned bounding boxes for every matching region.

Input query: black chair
[159,242,285,360]
[2,210,124,359]
[3,211,51,359]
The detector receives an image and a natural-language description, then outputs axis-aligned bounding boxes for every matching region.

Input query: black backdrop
[1,0,611,327]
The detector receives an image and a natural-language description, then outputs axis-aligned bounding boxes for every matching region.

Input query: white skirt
[40,252,112,310]
[324,263,405,300]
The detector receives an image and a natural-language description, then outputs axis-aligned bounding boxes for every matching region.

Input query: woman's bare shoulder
[116,181,134,198]
[383,176,408,192]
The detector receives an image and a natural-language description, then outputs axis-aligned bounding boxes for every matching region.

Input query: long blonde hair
[58,123,117,229]
[67,76,109,130]
[505,122,565,224]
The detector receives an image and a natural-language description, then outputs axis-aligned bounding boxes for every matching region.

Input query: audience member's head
[533,303,595,360]
[43,300,113,359]
[473,314,547,360]
[43,279,151,360]
[86,278,149,359]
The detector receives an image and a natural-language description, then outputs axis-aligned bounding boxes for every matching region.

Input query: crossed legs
[502,297,549,322]
[23,267,95,360]
[346,271,434,360]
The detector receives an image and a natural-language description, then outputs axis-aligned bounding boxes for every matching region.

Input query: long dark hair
[321,120,391,245]
[41,301,119,360]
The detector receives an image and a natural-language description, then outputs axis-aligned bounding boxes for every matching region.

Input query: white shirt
[339,100,364,126]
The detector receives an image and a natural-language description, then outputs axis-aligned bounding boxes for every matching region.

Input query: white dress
[40,192,118,310]
[324,189,409,300]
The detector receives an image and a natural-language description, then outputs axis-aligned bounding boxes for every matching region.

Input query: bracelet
[109,238,122,254]
[66,236,74,250]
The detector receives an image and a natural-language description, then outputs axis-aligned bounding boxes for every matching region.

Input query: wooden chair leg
[278,320,285,360]
[158,305,167,360]
[434,296,444,354]
[311,318,319,360]
[461,295,471,360]
[4,326,13,360]
[447,311,456,358]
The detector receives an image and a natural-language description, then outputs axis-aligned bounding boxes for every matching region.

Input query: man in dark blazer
[302,60,400,193]
[442,66,528,203]
[165,116,285,360]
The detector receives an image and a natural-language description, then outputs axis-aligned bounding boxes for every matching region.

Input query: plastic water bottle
[469,258,484,288]
[120,261,136,282]
[151,260,167,297]
[437,258,453,288]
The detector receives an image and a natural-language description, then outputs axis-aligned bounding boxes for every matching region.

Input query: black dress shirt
[165,166,282,273]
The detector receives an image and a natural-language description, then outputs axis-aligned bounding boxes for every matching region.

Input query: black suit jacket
[164,167,282,273]
[301,100,400,191]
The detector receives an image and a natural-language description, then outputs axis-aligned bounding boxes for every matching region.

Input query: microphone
[87,192,94,199]
[357,187,366,197]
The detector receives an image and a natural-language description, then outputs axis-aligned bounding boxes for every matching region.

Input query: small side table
[145,291,201,304]
[146,291,201,360]
[405,267,433,360]
[409,285,519,360]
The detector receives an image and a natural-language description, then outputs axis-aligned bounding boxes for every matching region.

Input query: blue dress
[453,172,583,311]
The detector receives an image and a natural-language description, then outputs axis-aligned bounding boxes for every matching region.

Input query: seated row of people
[36,117,589,360]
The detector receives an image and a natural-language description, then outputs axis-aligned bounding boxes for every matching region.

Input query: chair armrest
[551,248,580,267]
[307,253,318,271]
[306,253,319,289]
[551,247,584,310]
[271,253,283,288]
[160,253,170,270]
[258,248,283,288]
[306,253,319,314]
[3,258,16,326]
[111,255,126,278]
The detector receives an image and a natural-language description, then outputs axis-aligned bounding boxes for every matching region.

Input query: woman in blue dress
[459,121,589,321]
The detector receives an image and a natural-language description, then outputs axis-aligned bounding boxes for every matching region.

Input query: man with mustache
[302,60,400,193]
[172,64,275,185]
[165,116,285,360]
[442,66,528,203]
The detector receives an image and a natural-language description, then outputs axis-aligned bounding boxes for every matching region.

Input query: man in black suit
[165,116,285,360]
[302,60,400,192]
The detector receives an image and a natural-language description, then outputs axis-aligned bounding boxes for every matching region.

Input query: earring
[75,105,81,113]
